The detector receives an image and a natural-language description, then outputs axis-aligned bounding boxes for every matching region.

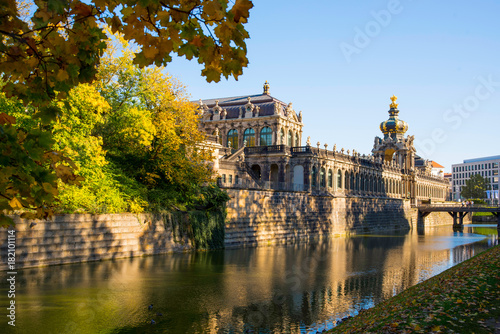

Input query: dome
[380,95,408,137]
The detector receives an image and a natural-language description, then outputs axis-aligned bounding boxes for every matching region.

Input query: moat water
[1,224,498,334]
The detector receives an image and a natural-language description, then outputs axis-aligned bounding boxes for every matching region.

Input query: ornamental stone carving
[254,106,260,117]
[274,102,281,115]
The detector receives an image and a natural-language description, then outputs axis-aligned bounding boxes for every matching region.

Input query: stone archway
[251,164,261,180]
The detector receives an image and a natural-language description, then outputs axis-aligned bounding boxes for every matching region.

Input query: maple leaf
[231,0,253,23]
[190,36,203,48]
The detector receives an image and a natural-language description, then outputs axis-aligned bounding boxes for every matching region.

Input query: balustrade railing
[291,146,312,154]
[245,145,288,154]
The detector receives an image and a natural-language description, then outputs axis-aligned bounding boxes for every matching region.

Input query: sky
[164,0,500,172]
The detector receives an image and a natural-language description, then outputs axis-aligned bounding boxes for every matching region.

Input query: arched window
[243,128,255,147]
[288,130,293,146]
[227,129,238,149]
[337,170,342,189]
[328,169,333,188]
[260,127,272,146]
[345,171,350,190]
[280,128,285,145]
[295,133,300,147]
[311,166,317,187]
[320,167,326,187]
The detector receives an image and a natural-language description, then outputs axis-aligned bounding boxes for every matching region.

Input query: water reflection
[0,225,497,333]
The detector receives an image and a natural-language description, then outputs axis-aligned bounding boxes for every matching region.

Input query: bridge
[418,204,500,229]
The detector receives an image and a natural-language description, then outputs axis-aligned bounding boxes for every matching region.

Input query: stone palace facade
[197,82,449,203]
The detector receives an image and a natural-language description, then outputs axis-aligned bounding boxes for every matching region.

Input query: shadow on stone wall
[0,213,193,270]
[345,199,411,234]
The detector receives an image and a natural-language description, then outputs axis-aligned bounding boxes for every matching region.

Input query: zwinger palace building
[197,82,449,203]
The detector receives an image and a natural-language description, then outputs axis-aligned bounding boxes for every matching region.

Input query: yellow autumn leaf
[9,197,23,210]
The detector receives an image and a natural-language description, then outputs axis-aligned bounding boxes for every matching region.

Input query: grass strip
[328,245,500,333]
[473,212,493,217]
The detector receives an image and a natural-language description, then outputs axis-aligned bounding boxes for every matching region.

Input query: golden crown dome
[380,95,408,136]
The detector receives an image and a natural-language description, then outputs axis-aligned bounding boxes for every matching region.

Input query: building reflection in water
[0,225,497,333]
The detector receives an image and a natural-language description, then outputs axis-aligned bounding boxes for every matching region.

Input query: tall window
[288,130,293,146]
[311,166,317,187]
[243,128,255,147]
[337,170,342,189]
[227,129,238,149]
[320,168,326,187]
[260,127,272,146]
[328,169,333,188]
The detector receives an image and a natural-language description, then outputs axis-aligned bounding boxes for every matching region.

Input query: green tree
[97,34,215,210]
[461,174,490,200]
[0,0,252,226]
[0,91,83,225]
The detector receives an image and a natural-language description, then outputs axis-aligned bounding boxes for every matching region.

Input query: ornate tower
[372,96,417,199]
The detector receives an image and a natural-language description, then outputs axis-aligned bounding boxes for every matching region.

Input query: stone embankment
[0,189,462,269]
[0,214,192,270]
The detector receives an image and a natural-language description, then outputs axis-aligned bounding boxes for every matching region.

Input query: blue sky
[165,0,500,172]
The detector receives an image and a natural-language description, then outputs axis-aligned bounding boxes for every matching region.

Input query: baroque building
[197,83,449,204]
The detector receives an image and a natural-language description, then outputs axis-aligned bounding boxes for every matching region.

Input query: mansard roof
[200,93,280,107]
[197,93,298,120]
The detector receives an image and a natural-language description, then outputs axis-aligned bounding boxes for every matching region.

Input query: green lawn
[473,212,494,217]
[328,245,500,333]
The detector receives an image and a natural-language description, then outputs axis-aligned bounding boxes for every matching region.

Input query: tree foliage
[0,91,84,226]
[97,34,216,210]
[461,174,490,200]
[0,0,251,225]
[1,0,253,107]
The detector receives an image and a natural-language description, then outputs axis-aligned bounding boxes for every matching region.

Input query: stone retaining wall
[0,190,459,269]
[224,189,456,248]
[0,214,192,270]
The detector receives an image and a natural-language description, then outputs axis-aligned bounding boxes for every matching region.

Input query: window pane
[243,128,255,147]
[227,129,238,149]
[260,127,272,146]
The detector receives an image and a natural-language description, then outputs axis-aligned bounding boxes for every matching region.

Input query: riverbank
[328,244,500,333]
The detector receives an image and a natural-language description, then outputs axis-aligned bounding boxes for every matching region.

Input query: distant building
[430,161,445,177]
[443,173,453,201]
[451,155,500,203]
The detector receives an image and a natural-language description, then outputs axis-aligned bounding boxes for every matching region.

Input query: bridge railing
[419,203,500,208]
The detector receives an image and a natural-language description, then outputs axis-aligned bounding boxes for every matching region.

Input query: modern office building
[451,155,500,203]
